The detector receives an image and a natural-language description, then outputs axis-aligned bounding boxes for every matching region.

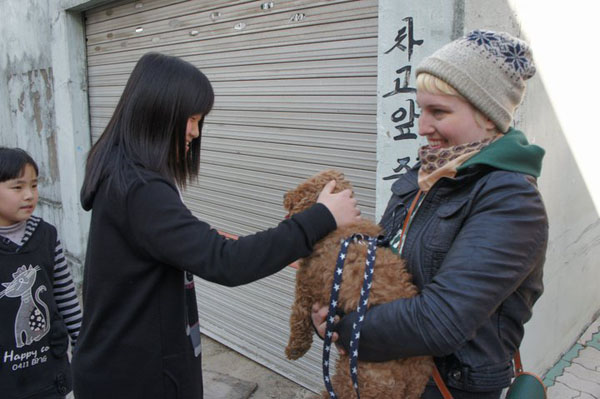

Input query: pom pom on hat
[416,30,535,132]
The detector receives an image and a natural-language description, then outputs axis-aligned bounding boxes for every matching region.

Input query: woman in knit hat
[312,30,548,398]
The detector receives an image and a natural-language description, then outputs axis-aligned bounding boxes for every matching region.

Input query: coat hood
[458,128,545,177]
[81,182,96,211]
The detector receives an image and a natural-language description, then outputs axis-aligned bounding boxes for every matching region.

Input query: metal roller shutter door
[85,0,377,390]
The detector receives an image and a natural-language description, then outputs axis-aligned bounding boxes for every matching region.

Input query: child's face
[416,90,495,148]
[0,164,38,226]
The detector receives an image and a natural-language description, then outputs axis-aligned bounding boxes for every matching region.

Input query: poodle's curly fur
[284,170,433,399]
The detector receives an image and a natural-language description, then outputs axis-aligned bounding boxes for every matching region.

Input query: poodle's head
[283,170,352,217]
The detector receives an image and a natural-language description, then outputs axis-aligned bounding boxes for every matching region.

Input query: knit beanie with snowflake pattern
[416,29,536,133]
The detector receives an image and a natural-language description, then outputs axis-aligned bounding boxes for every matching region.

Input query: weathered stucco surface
[0,0,92,282]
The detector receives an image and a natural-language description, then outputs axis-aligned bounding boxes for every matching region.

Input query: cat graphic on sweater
[0,265,50,348]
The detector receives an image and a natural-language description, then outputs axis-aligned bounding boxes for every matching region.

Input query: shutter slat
[92,109,376,134]
[88,56,376,82]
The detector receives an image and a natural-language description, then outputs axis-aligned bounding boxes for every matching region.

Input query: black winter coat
[336,164,548,392]
[73,167,336,399]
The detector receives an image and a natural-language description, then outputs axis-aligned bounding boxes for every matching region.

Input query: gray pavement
[544,316,600,398]
[203,314,600,399]
[66,316,600,398]
[202,335,315,399]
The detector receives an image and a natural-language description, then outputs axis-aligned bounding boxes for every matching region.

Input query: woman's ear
[483,117,496,132]
[475,110,498,133]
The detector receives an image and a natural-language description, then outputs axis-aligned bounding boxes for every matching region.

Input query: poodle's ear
[283,169,353,216]
[324,170,352,193]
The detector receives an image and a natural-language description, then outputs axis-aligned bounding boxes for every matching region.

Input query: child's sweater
[0,216,80,398]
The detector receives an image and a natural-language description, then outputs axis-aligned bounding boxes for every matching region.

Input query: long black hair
[81,52,214,203]
[0,147,39,182]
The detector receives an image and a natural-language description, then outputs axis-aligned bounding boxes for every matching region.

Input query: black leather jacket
[336,163,548,392]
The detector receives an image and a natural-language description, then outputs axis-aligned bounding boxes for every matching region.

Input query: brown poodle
[284,170,433,399]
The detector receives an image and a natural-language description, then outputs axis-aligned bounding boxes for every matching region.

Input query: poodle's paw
[285,343,310,360]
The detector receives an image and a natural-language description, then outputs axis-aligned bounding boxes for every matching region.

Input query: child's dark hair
[0,147,39,183]
[81,52,214,200]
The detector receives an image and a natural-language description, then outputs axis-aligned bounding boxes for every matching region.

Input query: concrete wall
[496,0,600,375]
[377,0,600,376]
[0,0,99,282]
[1,0,598,381]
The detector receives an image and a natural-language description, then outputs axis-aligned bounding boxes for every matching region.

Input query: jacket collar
[390,164,419,196]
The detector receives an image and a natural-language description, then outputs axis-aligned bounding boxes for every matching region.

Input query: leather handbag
[505,351,547,399]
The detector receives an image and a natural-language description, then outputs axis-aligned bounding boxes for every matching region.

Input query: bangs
[191,76,214,117]
[417,73,460,97]
[0,148,39,182]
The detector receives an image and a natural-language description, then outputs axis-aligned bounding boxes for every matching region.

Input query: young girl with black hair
[0,147,82,398]
[72,52,360,399]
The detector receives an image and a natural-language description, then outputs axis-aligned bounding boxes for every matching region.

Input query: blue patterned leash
[322,234,378,399]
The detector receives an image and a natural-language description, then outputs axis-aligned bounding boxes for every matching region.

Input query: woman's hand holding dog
[311,302,347,355]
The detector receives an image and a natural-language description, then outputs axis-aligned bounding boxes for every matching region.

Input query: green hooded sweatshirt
[458,128,545,177]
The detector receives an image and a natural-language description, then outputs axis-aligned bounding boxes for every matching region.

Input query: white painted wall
[377,0,600,376]
[463,0,600,376]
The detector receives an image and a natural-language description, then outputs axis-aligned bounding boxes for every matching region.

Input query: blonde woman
[313,30,548,399]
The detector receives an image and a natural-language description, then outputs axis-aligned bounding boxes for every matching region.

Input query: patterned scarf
[417,135,499,191]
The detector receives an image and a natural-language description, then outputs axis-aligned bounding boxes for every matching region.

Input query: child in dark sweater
[0,147,82,398]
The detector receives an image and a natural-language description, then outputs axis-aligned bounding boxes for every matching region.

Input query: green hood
[458,128,545,177]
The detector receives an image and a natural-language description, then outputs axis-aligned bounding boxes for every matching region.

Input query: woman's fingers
[311,302,343,354]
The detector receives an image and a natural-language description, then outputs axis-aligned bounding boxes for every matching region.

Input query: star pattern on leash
[322,235,378,399]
